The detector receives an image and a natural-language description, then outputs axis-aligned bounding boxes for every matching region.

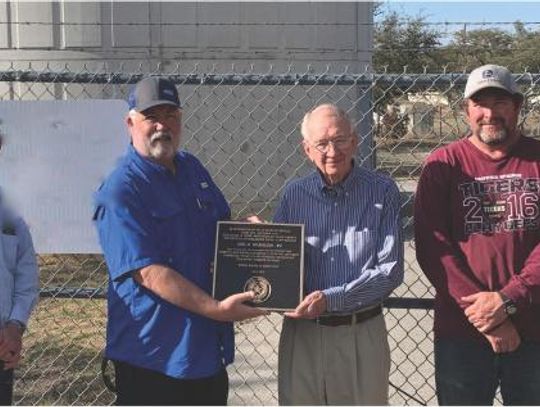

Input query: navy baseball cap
[127,77,181,112]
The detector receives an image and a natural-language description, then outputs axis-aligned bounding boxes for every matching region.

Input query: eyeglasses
[310,137,353,153]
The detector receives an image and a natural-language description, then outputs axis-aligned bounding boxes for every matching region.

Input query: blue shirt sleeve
[94,184,165,282]
[10,217,39,324]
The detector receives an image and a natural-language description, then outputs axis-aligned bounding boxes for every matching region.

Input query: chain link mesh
[2,64,540,405]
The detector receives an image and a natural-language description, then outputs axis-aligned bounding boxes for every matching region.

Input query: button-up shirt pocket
[195,188,221,221]
[149,205,186,263]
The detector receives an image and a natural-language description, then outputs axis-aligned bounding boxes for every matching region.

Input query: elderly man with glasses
[274,103,404,405]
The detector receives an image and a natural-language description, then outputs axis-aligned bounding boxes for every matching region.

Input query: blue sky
[379,2,540,23]
[377,2,540,43]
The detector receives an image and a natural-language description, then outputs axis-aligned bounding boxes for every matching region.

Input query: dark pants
[113,360,229,406]
[0,362,14,406]
[435,339,540,405]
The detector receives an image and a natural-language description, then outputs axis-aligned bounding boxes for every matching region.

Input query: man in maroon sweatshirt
[415,64,540,405]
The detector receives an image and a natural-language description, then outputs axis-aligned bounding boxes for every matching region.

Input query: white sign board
[0,100,128,253]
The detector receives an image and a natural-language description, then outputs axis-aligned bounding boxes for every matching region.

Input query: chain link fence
[2,65,540,405]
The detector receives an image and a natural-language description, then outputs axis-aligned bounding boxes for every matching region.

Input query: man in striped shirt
[274,104,404,405]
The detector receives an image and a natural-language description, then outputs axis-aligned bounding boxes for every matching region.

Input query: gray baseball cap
[128,77,181,112]
[464,64,522,99]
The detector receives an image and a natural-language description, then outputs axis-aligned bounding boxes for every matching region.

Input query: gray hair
[300,104,352,140]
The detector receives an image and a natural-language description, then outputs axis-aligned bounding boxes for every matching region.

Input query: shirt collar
[127,144,180,175]
[312,160,359,197]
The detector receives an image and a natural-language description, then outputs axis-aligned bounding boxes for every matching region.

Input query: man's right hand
[0,325,23,369]
[214,291,269,322]
[483,319,521,354]
[135,264,268,323]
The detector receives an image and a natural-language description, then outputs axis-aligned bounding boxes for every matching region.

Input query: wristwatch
[499,293,517,316]
[6,319,26,333]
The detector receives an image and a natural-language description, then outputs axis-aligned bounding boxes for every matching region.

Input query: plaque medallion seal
[244,276,272,303]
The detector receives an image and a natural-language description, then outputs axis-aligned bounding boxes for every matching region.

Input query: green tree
[444,22,540,71]
[510,22,540,71]
[445,27,513,70]
[372,10,445,140]
[373,11,444,72]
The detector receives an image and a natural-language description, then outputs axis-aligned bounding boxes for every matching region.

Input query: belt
[312,305,382,327]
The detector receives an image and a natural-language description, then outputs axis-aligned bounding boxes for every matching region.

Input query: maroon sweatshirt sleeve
[414,151,485,309]
[499,137,540,308]
[501,242,540,308]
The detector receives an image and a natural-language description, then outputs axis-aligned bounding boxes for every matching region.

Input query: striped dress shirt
[274,165,404,313]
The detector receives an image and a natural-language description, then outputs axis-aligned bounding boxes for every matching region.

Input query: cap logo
[482,69,494,79]
[163,89,174,97]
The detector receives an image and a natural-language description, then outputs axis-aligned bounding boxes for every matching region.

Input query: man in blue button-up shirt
[94,78,265,405]
[274,104,404,405]
[0,136,39,406]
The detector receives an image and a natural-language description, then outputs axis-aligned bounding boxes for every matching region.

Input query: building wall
[1,2,372,69]
[0,2,375,220]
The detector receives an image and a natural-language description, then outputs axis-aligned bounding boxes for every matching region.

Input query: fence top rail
[39,287,434,309]
[2,70,540,87]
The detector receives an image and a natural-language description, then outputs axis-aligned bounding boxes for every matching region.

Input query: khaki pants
[278,313,390,405]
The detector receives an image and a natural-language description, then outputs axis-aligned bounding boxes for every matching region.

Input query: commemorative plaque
[212,221,304,311]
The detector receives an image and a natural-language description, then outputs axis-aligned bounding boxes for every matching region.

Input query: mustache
[480,119,504,126]
[150,131,172,143]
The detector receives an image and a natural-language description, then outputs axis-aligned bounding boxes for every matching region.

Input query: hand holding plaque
[212,221,304,311]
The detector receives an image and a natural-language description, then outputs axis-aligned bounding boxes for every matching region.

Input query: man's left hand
[245,215,266,223]
[285,291,327,319]
[0,325,23,370]
[483,319,521,354]
[462,291,506,333]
